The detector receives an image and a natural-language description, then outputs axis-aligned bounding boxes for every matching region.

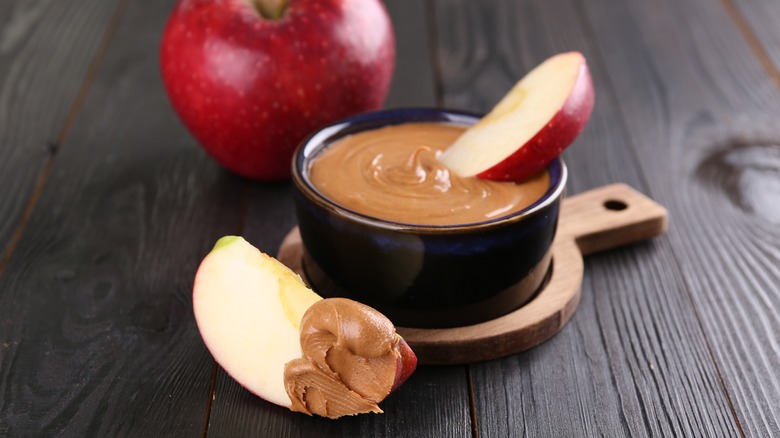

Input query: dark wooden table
[2,0,780,436]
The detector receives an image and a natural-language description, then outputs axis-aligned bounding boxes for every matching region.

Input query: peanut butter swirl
[284,298,401,419]
[309,122,550,226]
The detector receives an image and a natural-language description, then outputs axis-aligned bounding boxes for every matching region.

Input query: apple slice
[193,236,417,417]
[439,51,595,182]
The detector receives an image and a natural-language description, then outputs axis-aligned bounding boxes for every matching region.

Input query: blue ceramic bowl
[291,108,567,328]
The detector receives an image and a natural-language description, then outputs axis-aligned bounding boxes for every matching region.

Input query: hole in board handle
[604,199,628,211]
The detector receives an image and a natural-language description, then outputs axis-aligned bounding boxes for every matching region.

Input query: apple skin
[391,337,417,392]
[161,0,395,180]
[476,61,594,182]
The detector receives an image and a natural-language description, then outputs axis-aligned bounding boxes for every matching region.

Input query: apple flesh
[160,0,395,181]
[192,236,417,412]
[439,51,595,182]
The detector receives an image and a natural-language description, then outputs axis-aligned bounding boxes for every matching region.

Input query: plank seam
[669,240,746,436]
[202,363,218,438]
[0,0,130,278]
[701,321,747,438]
[466,366,479,438]
[720,0,780,89]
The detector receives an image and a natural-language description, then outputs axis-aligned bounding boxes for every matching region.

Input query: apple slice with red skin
[392,338,417,392]
[439,51,595,182]
[193,236,417,415]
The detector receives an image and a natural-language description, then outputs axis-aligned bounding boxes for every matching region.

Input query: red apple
[439,51,595,182]
[161,0,395,180]
[193,236,417,417]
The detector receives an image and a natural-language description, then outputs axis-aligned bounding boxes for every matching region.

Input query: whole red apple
[161,0,395,180]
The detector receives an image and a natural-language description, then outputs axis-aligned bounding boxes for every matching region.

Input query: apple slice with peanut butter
[192,236,417,418]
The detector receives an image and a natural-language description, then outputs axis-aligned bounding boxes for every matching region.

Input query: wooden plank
[580,0,780,435]
[205,0,474,435]
[433,0,744,436]
[0,0,122,264]
[0,0,246,435]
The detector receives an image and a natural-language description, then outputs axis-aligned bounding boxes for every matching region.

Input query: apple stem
[252,0,288,19]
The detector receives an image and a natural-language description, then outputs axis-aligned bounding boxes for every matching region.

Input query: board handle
[556,183,668,256]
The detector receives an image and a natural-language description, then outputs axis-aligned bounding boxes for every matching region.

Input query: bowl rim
[291,107,568,233]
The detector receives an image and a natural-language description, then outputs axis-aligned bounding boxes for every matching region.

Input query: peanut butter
[308,122,549,226]
[284,298,401,419]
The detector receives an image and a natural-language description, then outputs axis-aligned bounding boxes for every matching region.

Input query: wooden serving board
[278,183,668,365]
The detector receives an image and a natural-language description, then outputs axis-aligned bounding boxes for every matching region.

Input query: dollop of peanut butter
[284,298,402,419]
[309,122,550,225]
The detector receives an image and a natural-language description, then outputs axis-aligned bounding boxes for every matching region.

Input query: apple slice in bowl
[439,51,595,182]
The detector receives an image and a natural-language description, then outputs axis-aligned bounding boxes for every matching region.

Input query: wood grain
[432,0,746,436]
[725,0,780,88]
[0,0,247,435]
[581,0,780,435]
[0,0,122,264]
